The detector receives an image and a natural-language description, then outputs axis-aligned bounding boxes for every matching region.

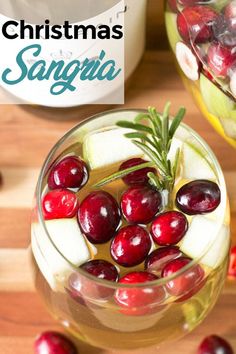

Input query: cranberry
[213,15,236,48]
[119,158,156,186]
[151,211,188,246]
[177,6,218,43]
[228,246,236,278]
[111,225,151,267]
[198,335,234,354]
[115,271,166,316]
[145,246,183,274]
[224,0,236,31]
[207,42,236,77]
[81,259,119,282]
[69,260,119,300]
[34,331,77,354]
[42,189,79,220]
[121,186,162,224]
[162,257,205,300]
[167,0,178,13]
[78,191,120,244]
[176,180,221,215]
[48,156,88,190]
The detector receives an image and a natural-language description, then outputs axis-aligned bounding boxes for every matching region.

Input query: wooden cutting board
[0,1,236,353]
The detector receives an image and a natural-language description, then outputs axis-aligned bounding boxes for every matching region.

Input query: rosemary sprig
[94,102,186,205]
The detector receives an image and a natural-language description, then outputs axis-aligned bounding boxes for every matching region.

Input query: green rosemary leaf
[169,107,186,139]
[93,161,155,187]
[134,113,151,123]
[147,172,162,189]
[117,121,153,134]
[172,147,180,178]
[162,102,171,151]
[133,141,167,175]
[148,107,162,134]
[124,132,157,150]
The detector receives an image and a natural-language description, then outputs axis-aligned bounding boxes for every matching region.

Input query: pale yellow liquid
[31,139,230,350]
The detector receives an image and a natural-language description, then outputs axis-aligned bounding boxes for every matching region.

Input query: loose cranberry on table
[42,189,79,220]
[162,257,205,300]
[177,6,218,43]
[70,260,119,300]
[198,335,234,354]
[145,246,183,273]
[121,186,162,224]
[228,246,236,278]
[111,225,152,267]
[34,331,78,354]
[207,42,236,78]
[151,211,188,246]
[78,191,120,244]
[48,156,88,190]
[119,158,156,186]
[115,271,166,316]
[176,179,221,215]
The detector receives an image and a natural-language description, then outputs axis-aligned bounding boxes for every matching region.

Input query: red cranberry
[145,246,183,273]
[151,211,188,246]
[78,191,120,244]
[224,0,236,31]
[162,257,205,300]
[176,180,221,215]
[228,246,236,278]
[207,42,236,77]
[121,186,162,224]
[119,158,156,186]
[48,156,88,190]
[198,335,234,354]
[115,271,166,316]
[69,260,119,300]
[111,225,151,267]
[80,259,119,282]
[177,6,218,43]
[42,189,79,220]
[167,0,178,13]
[34,331,77,354]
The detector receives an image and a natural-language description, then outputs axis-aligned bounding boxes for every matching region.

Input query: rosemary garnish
[94,102,186,206]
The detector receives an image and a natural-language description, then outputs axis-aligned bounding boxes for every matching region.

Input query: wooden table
[0,2,236,354]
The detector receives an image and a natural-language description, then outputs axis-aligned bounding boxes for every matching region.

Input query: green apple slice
[31,218,91,290]
[83,127,143,169]
[180,215,230,269]
[200,74,236,139]
[181,142,216,180]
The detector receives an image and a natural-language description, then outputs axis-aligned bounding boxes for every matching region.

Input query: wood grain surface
[0,1,236,353]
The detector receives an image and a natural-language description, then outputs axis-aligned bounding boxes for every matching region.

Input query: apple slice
[182,142,216,180]
[180,215,230,269]
[176,42,200,81]
[83,127,143,170]
[31,218,91,290]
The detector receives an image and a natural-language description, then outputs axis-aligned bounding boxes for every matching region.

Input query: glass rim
[34,107,228,289]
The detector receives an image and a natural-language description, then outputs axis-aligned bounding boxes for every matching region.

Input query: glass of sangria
[165,0,236,148]
[31,105,230,351]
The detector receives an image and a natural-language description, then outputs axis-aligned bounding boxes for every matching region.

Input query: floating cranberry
[115,271,166,316]
[119,158,156,186]
[177,6,218,43]
[228,246,236,278]
[121,186,162,224]
[198,335,234,354]
[81,259,119,282]
[111,225,151,267]
[151,211,188,246]
[176,180,221,215]
[34,331,77,354]
[78,191,120,244]
[145,246,183,273]
[162,257,205,300]
[48,156,88,190]
[42,189,79,220]
[207,42,236,77]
